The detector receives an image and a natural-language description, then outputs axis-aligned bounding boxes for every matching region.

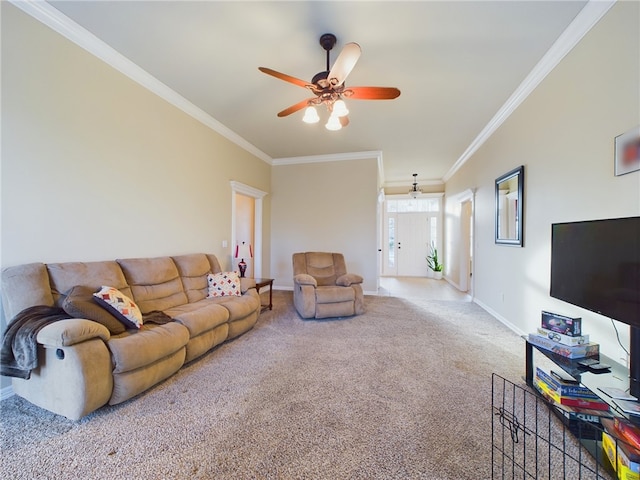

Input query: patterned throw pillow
[93,286,143,329]
[207,272,241,297]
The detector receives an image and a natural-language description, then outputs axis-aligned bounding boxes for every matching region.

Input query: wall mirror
[495,165,524,246]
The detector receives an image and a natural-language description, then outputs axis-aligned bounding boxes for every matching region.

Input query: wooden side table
[254,278,274,312]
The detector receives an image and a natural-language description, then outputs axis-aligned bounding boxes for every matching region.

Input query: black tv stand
[525,337,631,412]
[522,338,640,478]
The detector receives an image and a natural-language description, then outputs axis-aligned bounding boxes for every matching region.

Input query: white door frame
[447,188,476,296]
[380,193,443,277]
[230,181,268,278]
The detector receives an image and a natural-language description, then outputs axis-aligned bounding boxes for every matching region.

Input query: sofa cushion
[1,263,54,321]
[206,254,223,274]
[47,261,132,307]
[63,285,126,334]
[209,290,260,321]
[164,300,229,337]
[299,252,347,286]
[117,257,188,313]
[93,286,143,329]
[107,322,189,374]
[172,253,211,303]
[207,272,241,297]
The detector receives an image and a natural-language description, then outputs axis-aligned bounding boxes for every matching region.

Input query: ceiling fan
[258,33,401,131]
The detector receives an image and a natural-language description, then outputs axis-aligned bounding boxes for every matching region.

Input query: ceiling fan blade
[345,86,401,100]
[328,42,361,87]
[258,67,311,89]
[277,98,315,117]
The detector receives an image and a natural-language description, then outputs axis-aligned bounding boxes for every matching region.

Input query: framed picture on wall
[614,126,640,176]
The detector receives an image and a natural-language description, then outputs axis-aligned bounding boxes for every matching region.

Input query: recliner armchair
[292,252,365,319]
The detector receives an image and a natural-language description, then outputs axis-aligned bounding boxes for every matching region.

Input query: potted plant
[426,243,443,280]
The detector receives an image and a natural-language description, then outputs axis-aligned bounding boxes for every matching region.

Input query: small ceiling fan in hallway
[259,33,401,131]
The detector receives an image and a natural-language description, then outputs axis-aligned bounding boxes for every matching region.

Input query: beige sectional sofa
[1,253,260,420]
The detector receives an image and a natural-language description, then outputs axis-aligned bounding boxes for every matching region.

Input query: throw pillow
[207,272,241,297]
[62,285,126,335]
[93,286,143,329]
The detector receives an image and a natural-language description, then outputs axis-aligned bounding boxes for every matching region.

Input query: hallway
[378,276,469,301]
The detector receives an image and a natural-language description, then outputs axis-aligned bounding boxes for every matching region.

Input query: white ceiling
[44,0,590,187]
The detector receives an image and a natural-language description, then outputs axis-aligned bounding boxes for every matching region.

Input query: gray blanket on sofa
[0,305,71,380]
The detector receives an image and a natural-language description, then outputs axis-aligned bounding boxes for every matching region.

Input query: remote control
[551,369,579,384]
[578,358,600,367]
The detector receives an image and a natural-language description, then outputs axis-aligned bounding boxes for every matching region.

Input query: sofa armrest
[294,274,317,287]
[36,319,110,347]
[336,273,363,287]
[240,277,256,293]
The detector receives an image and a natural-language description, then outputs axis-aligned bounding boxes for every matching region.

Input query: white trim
[384,192,444,199]
[273,150,386,194]
[446,188,476,203]
[11,0,272,165]
[384,178,444,188]
[13,0,615,185]
[442,0,616,182]
[272,150,382,166]
[1,385,14,401]
[474,297,527,337]
[445,188,476,297]
[229,181,268,199]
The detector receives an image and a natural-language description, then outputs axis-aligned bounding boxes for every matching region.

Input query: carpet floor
[0,291,593,479]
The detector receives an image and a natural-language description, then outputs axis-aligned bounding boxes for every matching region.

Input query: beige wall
[1,5,271,388]
[270,158,379,293]
[445,1,640,363]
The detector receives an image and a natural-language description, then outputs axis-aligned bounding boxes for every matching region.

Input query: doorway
[234,193,255,278]
[446,188,475,295]
[381,195,443,278]
[460,199,473,294]
[230,181,268,278]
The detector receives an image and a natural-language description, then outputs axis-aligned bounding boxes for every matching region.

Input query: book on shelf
[602,427,640,479]
[602,417,640,479]
[527,333,599,359]
[534,376,611,411]
[614,417,640,452]
[535,367,600,400]
[616,399,640,417]
[551,395,613,423]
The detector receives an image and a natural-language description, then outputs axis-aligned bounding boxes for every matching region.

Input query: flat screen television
[550,216,640,396]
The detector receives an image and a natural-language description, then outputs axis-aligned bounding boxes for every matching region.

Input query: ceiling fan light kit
[259,33,400,132]
[302,106,320,124]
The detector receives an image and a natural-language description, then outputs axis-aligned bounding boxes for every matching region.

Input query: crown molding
[273,150,387,188]
[11,0,273,165]
[272,150,383,166]
[384,178,444,188]
[442,0,616,183]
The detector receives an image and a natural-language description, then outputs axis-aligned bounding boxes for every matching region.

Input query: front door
[397,213,430,276]
[381,195,442,278]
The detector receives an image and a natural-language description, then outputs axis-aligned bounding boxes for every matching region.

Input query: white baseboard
[1,385,15,401]
[473,298,526,337]
[273,285,292,292]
